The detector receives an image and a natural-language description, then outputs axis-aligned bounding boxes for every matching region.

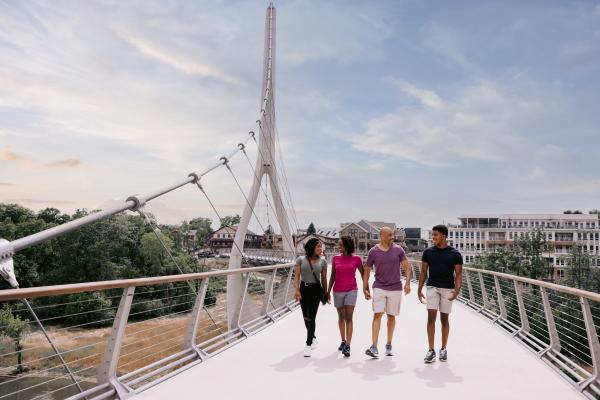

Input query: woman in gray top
[294,238,328,357]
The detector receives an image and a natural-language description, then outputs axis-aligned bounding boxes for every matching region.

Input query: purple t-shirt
[366,244,407,291]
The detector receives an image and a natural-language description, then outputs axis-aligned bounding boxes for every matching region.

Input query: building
[431,214,600,280]
[404,228,428,252]
[339,220,406,252]
[294,227,339,255]
[181,229,197,252]
[209,226,261,249]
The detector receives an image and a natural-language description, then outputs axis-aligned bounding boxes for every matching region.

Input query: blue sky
[1,0,599,234]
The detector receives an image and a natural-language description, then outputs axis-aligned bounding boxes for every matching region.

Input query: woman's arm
[327,259,336,296]
[320,261,329,302]
[294,260,302,302]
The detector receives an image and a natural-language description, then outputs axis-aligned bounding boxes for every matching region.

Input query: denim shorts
[333,290,358,308]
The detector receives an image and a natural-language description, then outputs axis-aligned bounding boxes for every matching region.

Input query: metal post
[235,273,251,334]
[580,297,600,389]
[478,271,490,310]
[184,279,210,359]
[262,269,278,317]
[465,270,475,303]
[539,286,561,356]
[283,265,294,308]
[97,286,135,399]
[494,276,507,321]
[514,281,530,335]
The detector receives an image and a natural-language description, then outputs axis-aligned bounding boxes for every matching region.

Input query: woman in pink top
[326,236,365,357]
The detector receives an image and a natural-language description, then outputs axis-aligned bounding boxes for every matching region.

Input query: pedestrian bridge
[0,3,599,400]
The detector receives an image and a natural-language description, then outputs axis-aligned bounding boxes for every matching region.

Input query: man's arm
[401,259,412,295]
[448,264,463,301]
[417,261,429,304]
[363,265,372,300]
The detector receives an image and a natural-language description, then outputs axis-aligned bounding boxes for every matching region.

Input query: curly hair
[304,238,321,258]
[340,236,355,255]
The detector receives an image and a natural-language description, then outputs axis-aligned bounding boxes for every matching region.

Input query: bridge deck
[137,288,581,400]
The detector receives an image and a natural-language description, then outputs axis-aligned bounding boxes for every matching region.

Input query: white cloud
[352,79,553,167]
[118,32,242,84]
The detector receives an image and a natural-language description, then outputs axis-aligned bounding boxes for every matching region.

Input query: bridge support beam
[514,281,530,336]
[539,286,561,356]
[184,278,210,360]
[580,297,600,390]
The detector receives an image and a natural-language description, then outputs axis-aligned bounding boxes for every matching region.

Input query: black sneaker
[338,341,347,351]
[342,344,351,358]
[424,349,436,363]
[365,345,379,358]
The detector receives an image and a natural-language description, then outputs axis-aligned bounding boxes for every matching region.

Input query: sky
[1,0,600,235]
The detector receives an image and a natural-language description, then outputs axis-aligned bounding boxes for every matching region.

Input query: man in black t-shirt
[417,224,463,363]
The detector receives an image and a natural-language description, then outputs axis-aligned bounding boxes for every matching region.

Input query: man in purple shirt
[363,227,412,357]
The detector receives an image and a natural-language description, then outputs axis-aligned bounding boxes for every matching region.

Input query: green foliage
[219,215,240,228]
[62,292,115,327]
[188,217,213,246]
[0,304,29,373]
[307,222,316,235]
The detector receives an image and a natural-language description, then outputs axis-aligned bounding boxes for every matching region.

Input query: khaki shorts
[372,288,402,316]
[426,286,455,314]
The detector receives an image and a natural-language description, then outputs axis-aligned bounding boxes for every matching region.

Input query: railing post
[580,297,600,389]
[97,286,135,399]
[283,265,294,309]
[514,281,530,335]
[539,286,561,356]
[262,269,278,318]
[236,273,251,335]
[494,276,507,321]
[184,279,210,359]
[465,270,475,303]
[478,271,490,310]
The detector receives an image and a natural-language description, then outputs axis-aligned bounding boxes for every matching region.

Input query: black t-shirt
[422,246,463,289]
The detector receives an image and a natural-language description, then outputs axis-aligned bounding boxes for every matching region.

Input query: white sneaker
[311,338,318,349]
[303,346,311,357]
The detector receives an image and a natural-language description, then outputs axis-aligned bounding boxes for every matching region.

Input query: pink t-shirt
[332,255,363,292]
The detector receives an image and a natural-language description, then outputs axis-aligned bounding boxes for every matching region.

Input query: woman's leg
[336,306,346,342]
[307,286,320,343]
[344,305,355,345]
[300,285,312,345]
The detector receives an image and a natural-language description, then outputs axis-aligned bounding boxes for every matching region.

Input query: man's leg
[336,307,346,342]
[344,305,355,345]
[372,312,383,346]
[386,315,396,345]
[440,312,450,349]
[427,309,437,350]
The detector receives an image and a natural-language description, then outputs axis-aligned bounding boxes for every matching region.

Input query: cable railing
[0,263,297,399]
[409,260,600,399]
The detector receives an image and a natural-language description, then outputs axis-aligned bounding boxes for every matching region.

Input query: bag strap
[305,256,322,286]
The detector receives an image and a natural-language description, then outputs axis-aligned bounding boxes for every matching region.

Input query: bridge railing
[0,263,297,400]
[408,260,600,399]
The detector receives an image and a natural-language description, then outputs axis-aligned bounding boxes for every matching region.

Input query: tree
[188,217,213,246]
[219,215,241,228]
[0,305,29,373]
[307,222,316,235]
[514,229,548,280]
[563,243,592,290]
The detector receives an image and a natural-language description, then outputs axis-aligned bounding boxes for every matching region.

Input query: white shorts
[372,288,402,316]
[426,286,455,314]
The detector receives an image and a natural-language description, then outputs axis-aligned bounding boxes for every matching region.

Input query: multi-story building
[429,214,600,280]
[294,227,339,255]
[404,228,428,252]
[340,220,406,252]
[209,226,261,249]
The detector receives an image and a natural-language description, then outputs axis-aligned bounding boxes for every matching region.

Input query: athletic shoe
[303,346,311,357]
[311,337,318,349]
[365,345,379,358]
[424,349,436,363]
[385,344,393,356]
[338,341,347,351]
[439,348,447,362]
[342,344,351,358]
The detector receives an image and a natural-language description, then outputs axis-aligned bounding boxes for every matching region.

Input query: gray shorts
[333,290,358,308]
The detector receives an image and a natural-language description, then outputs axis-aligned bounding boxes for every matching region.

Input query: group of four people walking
[294,224,463,362]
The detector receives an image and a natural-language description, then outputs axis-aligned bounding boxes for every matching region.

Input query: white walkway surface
[137,289,581,400]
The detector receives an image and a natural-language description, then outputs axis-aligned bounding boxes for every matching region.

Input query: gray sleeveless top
[296,256,327,284]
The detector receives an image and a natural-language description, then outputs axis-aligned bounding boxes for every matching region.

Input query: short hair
[432,224,448,237]
[304,238,321,258]
[340,236,355,254]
